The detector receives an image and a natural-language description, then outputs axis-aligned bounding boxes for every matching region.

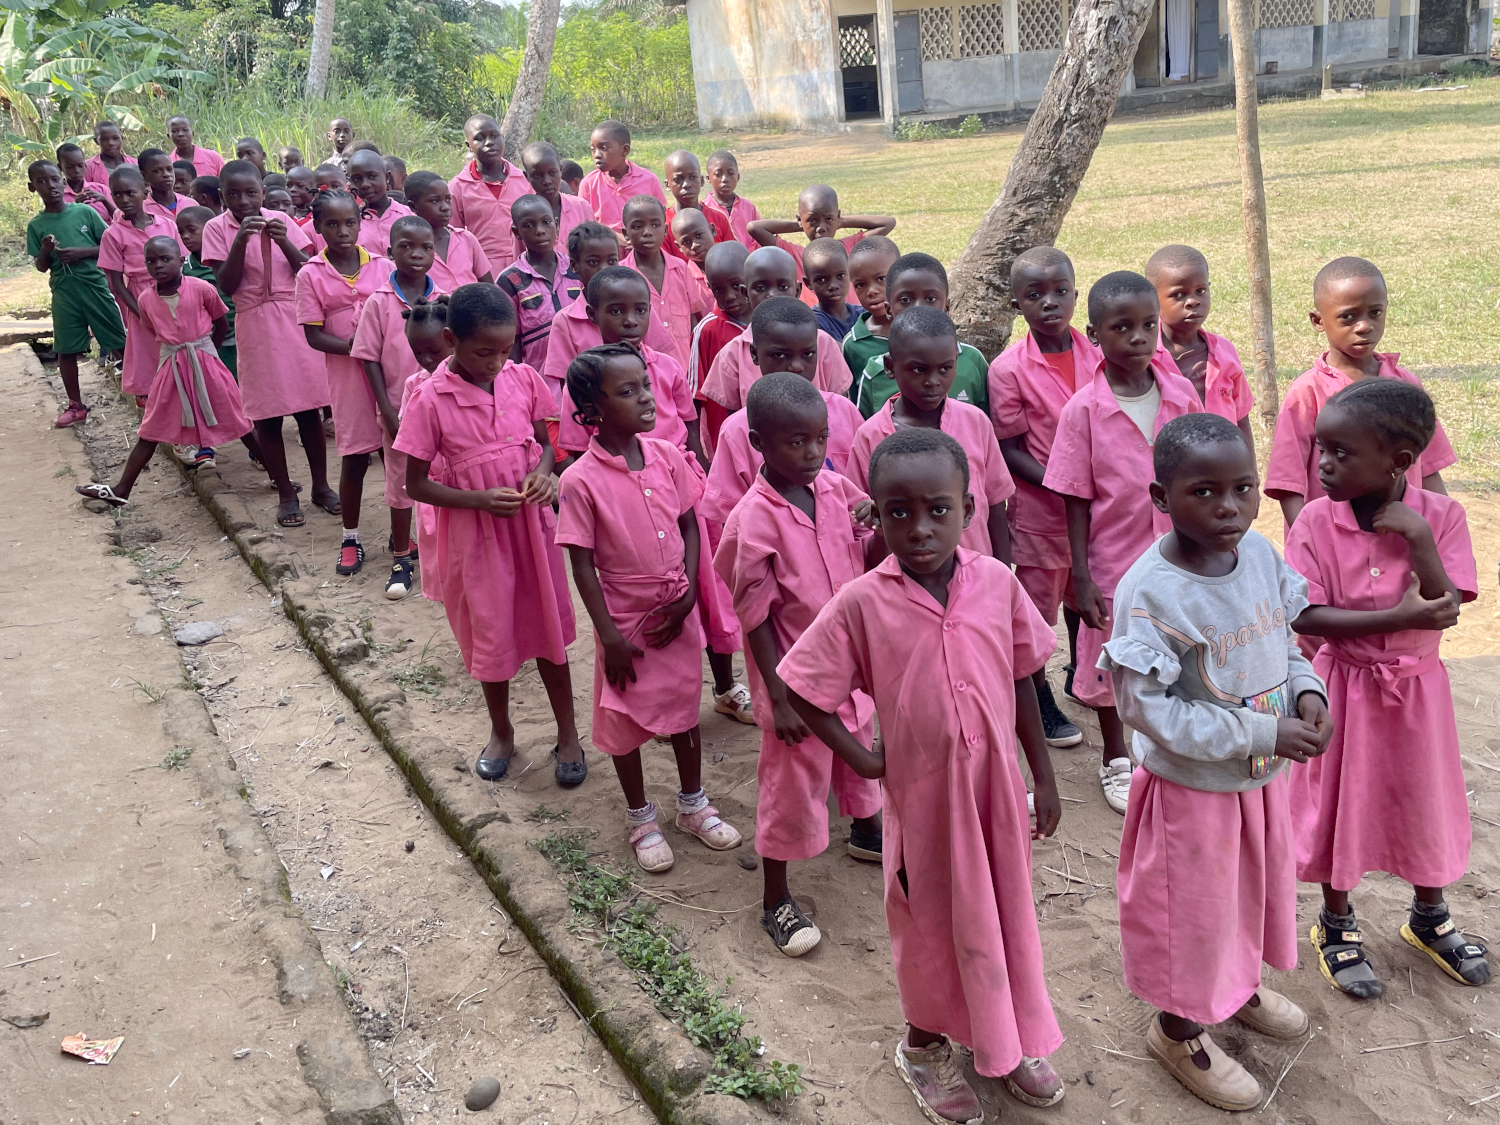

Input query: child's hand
[55,246,92,264]
[852,499,878,528]
[476,487,524,517]
[1075,575,1109,631]
[602,635,643,690]
[1296,692,1334,756]
[1372,500,1432,544]
[236,216,267,241]
[1031,779,1061,840]
[520,469,557,507]
[264,217,289,241]
[40,234,57,253]
[1395,571,1460,631]
[1273,717,1323,763]
[77,187,106,203]
[770,696,811,745]
[378,404,401,440]
[644,590,694,648]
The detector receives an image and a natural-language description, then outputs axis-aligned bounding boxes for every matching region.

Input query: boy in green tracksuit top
[26,159,127,428]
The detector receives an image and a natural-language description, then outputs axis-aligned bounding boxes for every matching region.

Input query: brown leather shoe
[1146,1014,1261,1112]
[1234,986,1310,1040]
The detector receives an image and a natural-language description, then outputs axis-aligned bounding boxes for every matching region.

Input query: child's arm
[1422,471,1448,496]
[264,216,307,271]
[745,620,812,745]
[746,218,797,247]
[210,217,261,295]
[105,268,139,318]
[520,419,558,504]
[684,418,710,473]
[1278,494,1305,527]
[1236,415,1255,456]
[1063,495,1106,629]
[987,501,1011,567]
[363,360,402,438]
[306,325,352,356]
[787,689,884,778]
[838,214,895,237]
[644,510,699,649]
[568,544,644,690]
[210,314,229,348]
[1014,676,1060,839]
[405,456,528,517]
[34,235,55,274]
[998,435,1046,489]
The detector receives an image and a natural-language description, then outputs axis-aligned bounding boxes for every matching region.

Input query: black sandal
[276,498,305,528]
[1402,903,1490,986]
[311,488,342,515]
[552,744,587,787]
[1311,908,1383,999]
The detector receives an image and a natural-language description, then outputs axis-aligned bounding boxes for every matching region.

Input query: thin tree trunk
[1228,0,1278,428]
[306,0,335,100]
[948,0,1156,359]
[499,0,561,161]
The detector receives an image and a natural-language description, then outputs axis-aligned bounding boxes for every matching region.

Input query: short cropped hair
[27,159,57,180]
[706,149,738,169]
[1145,244,1209,283]
[586,264,648,307]
[1087,270,1156,324]
[888,305,957,352]
[746,371,825,434]
[560,160,584,182]
[868,427,970,496]
[1325,377,1436,454]
[567,342,642,425]
[172,159,196,177]
[177,205,215,227]
[56,142,85,159]
[1153,412,1247,485]
[349,139,381,155]
[704,240,748,274]
[108,164,145,188]
[1010,245,1073,285]
[261,172,287,190]
[522,141,559,166]
[622,193,666,221]
[219,160,260,183]
[402,171,444,202]
[887,252,947,294]
[389,214,434,243]
[447,282,515,338]
[848,235,899,263]
[509,192,551,221]
[593,119,630,146]
[567,220,617,261]
[801,237,848,269]
[1314,256,1385,301]
[750,295,815,339]
[136,147,169,169]
[190,176,220,205]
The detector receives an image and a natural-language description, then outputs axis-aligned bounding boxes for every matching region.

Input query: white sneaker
[1099,757,1133,815]
[713,682,756,725]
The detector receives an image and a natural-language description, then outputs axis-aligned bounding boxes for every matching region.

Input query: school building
[678,0,1493,131]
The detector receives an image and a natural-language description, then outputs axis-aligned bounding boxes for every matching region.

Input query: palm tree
[498,0,560,159]
[306,0,334,99]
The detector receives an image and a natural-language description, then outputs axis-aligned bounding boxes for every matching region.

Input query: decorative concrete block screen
[921,6,955,59]
[1017,0,1065,50]
[1329,0,1375,19]
[1256,0,1315,28]
[841,20,877,65]
[959,3,1009,56]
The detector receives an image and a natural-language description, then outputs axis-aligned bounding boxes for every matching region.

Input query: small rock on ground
[173,621,224,646]
[464,1076,500,1111]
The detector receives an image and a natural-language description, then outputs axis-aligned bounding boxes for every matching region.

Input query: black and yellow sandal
[1311,909,1383,999]
[1401,902,1491,987]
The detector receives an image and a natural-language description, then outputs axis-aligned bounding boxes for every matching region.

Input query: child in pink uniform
[748,185,894,308]
[405,172,493,291]
[1043,272,1201,816]
[399,297,453,603]
[779,427,1066,1121]
[702,150,759,250]
[395,285,586,787]
[713,373,882,958]
[577,120,668,237]
[294,189,399,588]
[448,114,531,272]
[1266,257,1455,530]
[497,194,572,371]
[1285,379,1489,998]
[621,194,707,371]
[347,149,412,259]
[350,215,441,599]
[557,344,744,872]
[58,144,113,221]
[138,149,192,224]
[702,298,864,524]
[83,121,135,185]
[1103,413,1332,1113]
[97,166,185,400]
[989,247,1100,750]
[1145,244,1254,446]
[76,237,250,508]
[522,141,596,252]
[848,307,1014,561]
[699,246,852,410]
[204,160,334,528]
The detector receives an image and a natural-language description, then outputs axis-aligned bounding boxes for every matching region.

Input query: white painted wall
[686,0,844,130]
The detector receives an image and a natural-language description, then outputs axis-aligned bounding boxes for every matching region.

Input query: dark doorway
[1195,0,1219,78]
[894,10,924,113]
[1417,0,1467,54]
[839,16,881,118]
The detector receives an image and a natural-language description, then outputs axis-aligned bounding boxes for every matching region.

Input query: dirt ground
[19,339,1500,1124]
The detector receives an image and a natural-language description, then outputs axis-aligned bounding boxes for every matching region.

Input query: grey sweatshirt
[1099,531,1327,793]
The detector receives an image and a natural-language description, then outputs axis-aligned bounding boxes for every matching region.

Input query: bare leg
[1098,704,1127,767]
[110,440,159,499]
[707,649,735,695]
[340,453,369,532]
[478,680,514,764]
[1322,884,1350,916]
[763,858,790,908]
[611,747,647,808]
[907,1025,944,1049]
[255,416,300,502]
[1064,606,1081,667]
[389,505,414,554]
[59,353,84,406]
[292,408,333,498]
[1414,884,1445,906]
[669,726,702,795]
[536,657,584,764]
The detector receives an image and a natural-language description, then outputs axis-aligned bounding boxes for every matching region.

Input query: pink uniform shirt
[578,162,668,235]
[848,399,1016,557]
[622,249,708,371]
[143,193,193,224]
[356,198,413,258]
[83,152,136,186]
[699,326,853,411]
[135,276,251,449]
[447,159,531,273]
[539,292,676,411]
[497,256,576,371]
[777,550,1063,1077]
[1042,362,1202,598]
[553,192,597,254]
[176,145,224,178]
[701,194,760,250]
[701,389,864,524]
[98,212,187,397]
[557,344,694,455]
[352,276,440,499]
[427,227,492,292]
[773,232,864,308]
[1264,352,1457,503]
[295,248,390,456]
[62,183,110,220]
[988,328,1100,569]
[1151,328,1253,424]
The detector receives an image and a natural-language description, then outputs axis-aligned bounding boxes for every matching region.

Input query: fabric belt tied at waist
[158,334,220,429]
[1326,642,1441,702]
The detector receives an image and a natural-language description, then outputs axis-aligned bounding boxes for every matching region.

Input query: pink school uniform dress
[392,358,575,680]
[178,145,224,178]
[351,274,442,509]
[847,399,1016,557]
[713,471,881,860]
[1042,361,1201,708]
[202,208,329,421]
[427,227,492,292]
[539,292,676,411]
[988,328,1101,623]
[83,152,137,186]
[698,327,852,411]
[448,160,533,273]
[356,198,413,258]
[1284,489,1477,891]
[135,277,252,448]
[701,194,760,251]
[1151,328,1253,424]
[578,162,668,235]
[700,390,864,524]
[497,257,576,370]
[1102,533,1321,1025]
[621,249,709,372]
[772,233,865,309]
[555,436,707,754]
[1264,352,1457,512]
[778,550,1063,1077]
[400,367,446,603]
[96,212,186,396]
[294,247,390,456]
[143,193,193,224]
[62,183,110,221]
[553,193,597,256]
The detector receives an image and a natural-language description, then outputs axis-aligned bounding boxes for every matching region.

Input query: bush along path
[50,348,816,1125]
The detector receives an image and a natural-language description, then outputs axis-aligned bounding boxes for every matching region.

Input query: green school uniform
[841,311,888,383]
[185,252,236,376]
[850,340,990,419]
[26,203,126,356]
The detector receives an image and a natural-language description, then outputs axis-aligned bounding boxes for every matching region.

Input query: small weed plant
[160,746,195,770]
[894,113,984,142]
[535,830,802,1102]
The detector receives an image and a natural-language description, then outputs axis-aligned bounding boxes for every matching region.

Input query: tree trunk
[306,0,335,100]
[948,0,1156,359]
[499,0,562,161]
[1228,0,1278,428]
